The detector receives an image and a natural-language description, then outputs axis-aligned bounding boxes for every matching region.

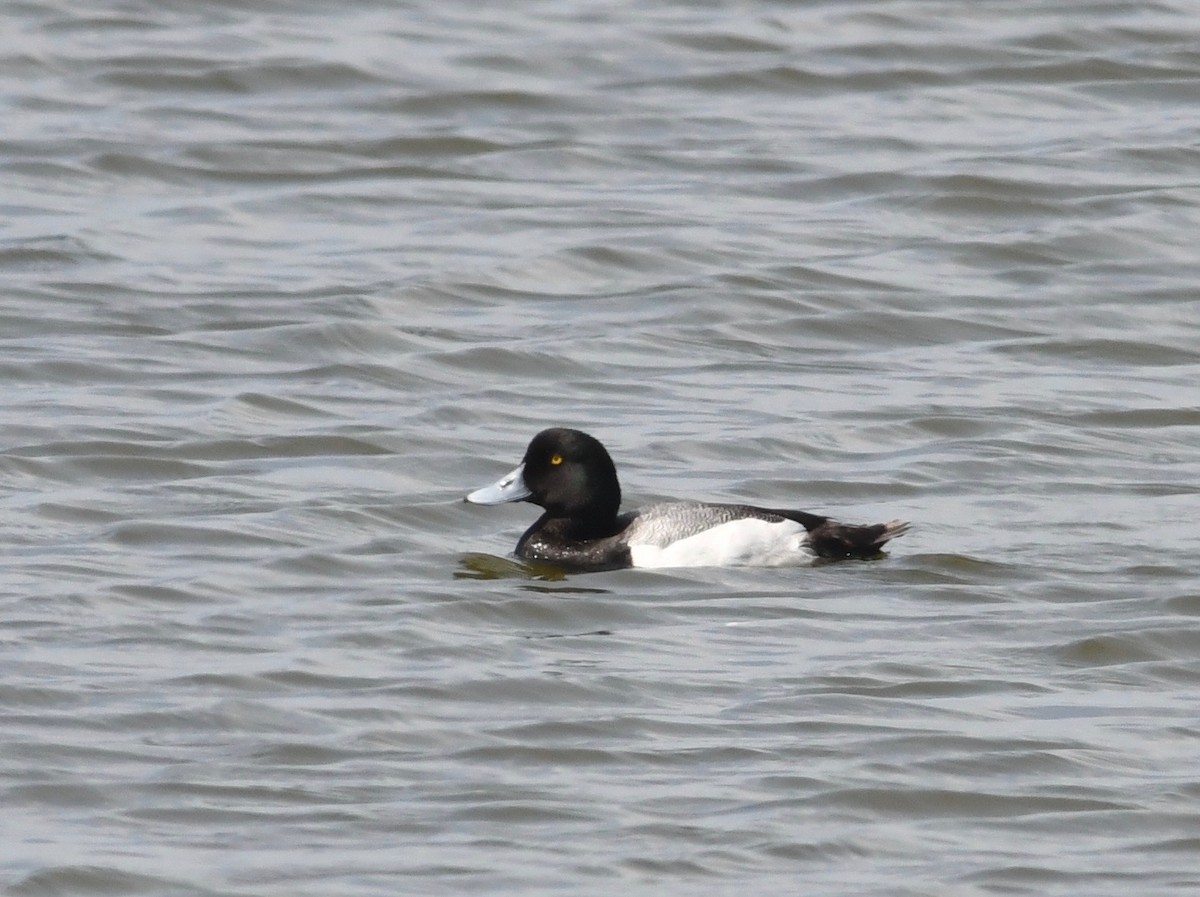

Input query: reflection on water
[456,552,572,583]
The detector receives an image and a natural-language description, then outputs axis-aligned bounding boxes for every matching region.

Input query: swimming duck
[465,428,909,571]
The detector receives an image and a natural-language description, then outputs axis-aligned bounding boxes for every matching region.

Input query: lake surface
[3,2,1199,895]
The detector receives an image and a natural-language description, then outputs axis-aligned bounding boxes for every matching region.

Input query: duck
[464,427,909,571]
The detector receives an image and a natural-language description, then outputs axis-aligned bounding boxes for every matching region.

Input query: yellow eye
[550,454,564,466]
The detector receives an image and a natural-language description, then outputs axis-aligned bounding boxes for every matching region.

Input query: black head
[520,428,621,520]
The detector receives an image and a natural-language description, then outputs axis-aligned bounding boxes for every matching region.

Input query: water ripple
[4,1,1200,895]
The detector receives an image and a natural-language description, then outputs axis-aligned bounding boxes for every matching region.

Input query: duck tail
[875,519,910,545]
[810,518,910,560]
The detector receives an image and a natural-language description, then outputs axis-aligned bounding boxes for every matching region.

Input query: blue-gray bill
[465,463,531,505]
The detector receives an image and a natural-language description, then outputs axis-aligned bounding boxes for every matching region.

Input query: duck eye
[550,453,564,466]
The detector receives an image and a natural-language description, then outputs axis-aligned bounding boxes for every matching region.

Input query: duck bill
[465,463,532,505]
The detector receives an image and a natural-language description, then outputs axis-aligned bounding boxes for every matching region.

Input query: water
[3,1,1199,894]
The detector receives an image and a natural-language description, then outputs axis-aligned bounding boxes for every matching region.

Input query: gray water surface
[3,2,1199,895]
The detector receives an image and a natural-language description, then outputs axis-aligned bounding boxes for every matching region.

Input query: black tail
[775,510,910,560]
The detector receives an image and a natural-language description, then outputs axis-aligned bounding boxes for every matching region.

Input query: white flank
[628,518,815,568]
